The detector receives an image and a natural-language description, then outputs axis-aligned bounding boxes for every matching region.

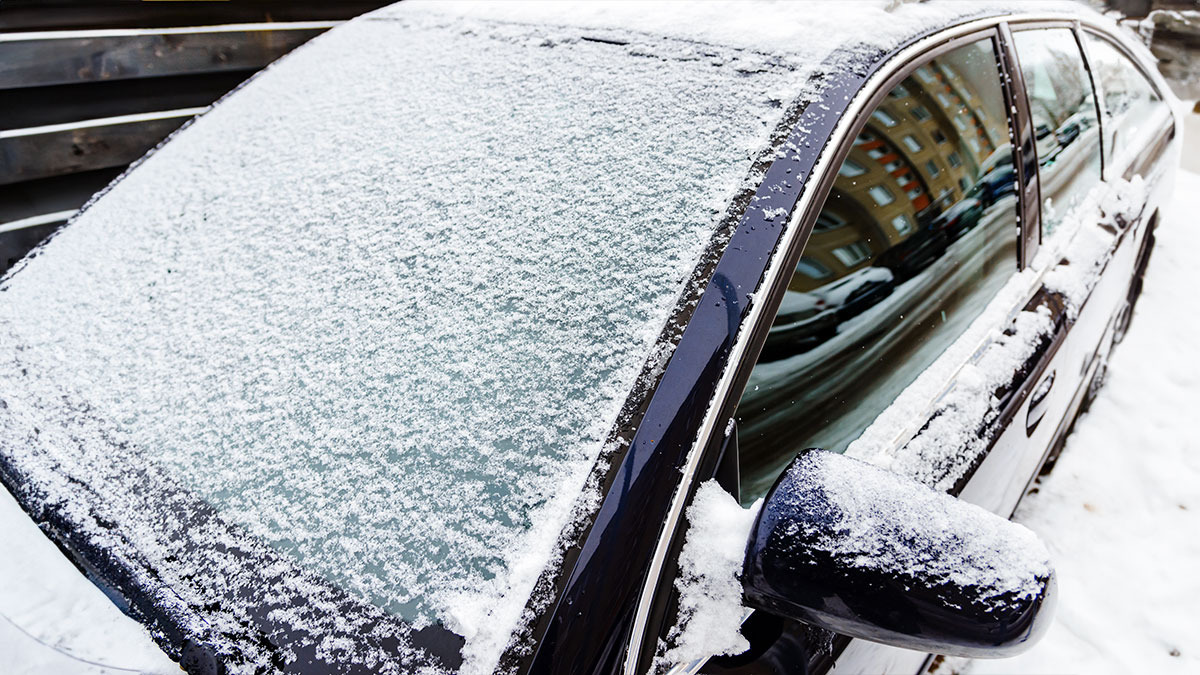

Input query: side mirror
[742,449,1055,658]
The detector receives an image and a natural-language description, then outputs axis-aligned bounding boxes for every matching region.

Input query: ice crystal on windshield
[0,9,793,674]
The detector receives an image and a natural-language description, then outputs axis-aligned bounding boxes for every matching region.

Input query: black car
[0,2,1178,675]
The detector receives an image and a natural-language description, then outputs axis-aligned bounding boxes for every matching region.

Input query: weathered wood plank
[0,108,204,185]
[0,23,335,90]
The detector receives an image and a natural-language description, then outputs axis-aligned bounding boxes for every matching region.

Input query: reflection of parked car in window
[759,290,839,361]
[761,267,896,362]
[974,162,1018,205]
[1055,115,1083,147]
[934,194,985,240]
[821,266,896,321]
[874,221,948,281]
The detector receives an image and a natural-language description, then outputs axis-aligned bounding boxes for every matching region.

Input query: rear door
[957,23,1107,515]
[960,23,1176,515]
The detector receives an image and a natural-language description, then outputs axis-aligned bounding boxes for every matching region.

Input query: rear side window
[1083,33,1167,166]
[1013,28,1102,235]
[737,37,1020,503]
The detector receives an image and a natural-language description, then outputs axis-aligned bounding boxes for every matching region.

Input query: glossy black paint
[743,450,1056,659]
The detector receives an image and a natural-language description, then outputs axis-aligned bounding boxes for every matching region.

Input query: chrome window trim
[623,11,1125,675]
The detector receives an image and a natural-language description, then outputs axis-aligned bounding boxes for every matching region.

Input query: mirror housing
[742,449,1055,658]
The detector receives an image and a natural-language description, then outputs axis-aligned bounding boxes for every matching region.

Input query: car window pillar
[997,21,1043,264]
[1072,21,1108,180]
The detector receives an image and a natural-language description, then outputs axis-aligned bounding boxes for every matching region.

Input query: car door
[630,16,1177,675]
[961,23,1177,516]
[641,25,1031,675]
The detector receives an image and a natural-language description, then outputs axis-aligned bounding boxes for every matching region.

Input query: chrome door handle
[1026,369,1055,436]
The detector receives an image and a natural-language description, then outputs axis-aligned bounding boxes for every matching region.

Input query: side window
[1013,29,1102,235]
[737,37,1020,503]
[1082,33,1167,166]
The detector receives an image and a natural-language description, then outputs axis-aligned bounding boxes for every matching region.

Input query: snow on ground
[0,484,178,674]
[959,170,1200,672]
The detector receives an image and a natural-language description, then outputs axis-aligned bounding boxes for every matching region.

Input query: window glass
[839,159,868,177]
[1013,29,1102,235]
[1083,32,1167,167]
[739,37,1019,503]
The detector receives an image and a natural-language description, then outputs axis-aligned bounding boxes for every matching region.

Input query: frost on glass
[0,11,793,674]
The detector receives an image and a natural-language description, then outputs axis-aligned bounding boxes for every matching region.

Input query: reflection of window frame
[795,257,833,280]
[902,135,923,152]
[947,151,963,167]
[911,105,932,121]
[932,129,949,144]
[925,159,941,176]
[872,108,900,127]
[867,184,895,206]
[838,159,868,178]
[891,213,915,236]
[813,211,848,232]
[831,240,872,268]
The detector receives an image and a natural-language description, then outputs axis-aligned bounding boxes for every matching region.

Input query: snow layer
[662,481,761,666]
[962,169,1200,675]
[379,1,1090,67]
[786,451,1051,604]
[0,8,797,674]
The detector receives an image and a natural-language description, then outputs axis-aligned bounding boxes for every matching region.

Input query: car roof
[378,0,1095,63]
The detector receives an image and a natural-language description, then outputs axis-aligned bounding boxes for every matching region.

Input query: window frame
[1076,25,1175,181]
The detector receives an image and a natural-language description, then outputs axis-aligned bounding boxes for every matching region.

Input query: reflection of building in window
[868,185,895,206]
[832,240,872,267]
[789,42,1014,294]
[795,257,833,280]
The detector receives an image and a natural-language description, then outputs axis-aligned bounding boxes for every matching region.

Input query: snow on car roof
[380,0,1091,65]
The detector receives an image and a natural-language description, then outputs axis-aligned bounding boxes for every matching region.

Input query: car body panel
[0,4,1176,675]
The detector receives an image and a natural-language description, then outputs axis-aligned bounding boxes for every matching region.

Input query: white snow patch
[0,485,177,674]
[661,481,761,666]
[792,452,1051,604]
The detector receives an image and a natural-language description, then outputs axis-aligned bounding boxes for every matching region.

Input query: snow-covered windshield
[0,6,792,672]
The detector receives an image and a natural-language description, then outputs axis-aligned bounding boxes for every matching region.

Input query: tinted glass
[1083,33,1167,166]
[1014,29,1102,235]
[737,38,1020,503]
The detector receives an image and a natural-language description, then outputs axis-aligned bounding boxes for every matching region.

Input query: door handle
[1025,369,1055,436]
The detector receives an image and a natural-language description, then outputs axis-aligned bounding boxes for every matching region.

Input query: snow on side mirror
[742,449,1056,658]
